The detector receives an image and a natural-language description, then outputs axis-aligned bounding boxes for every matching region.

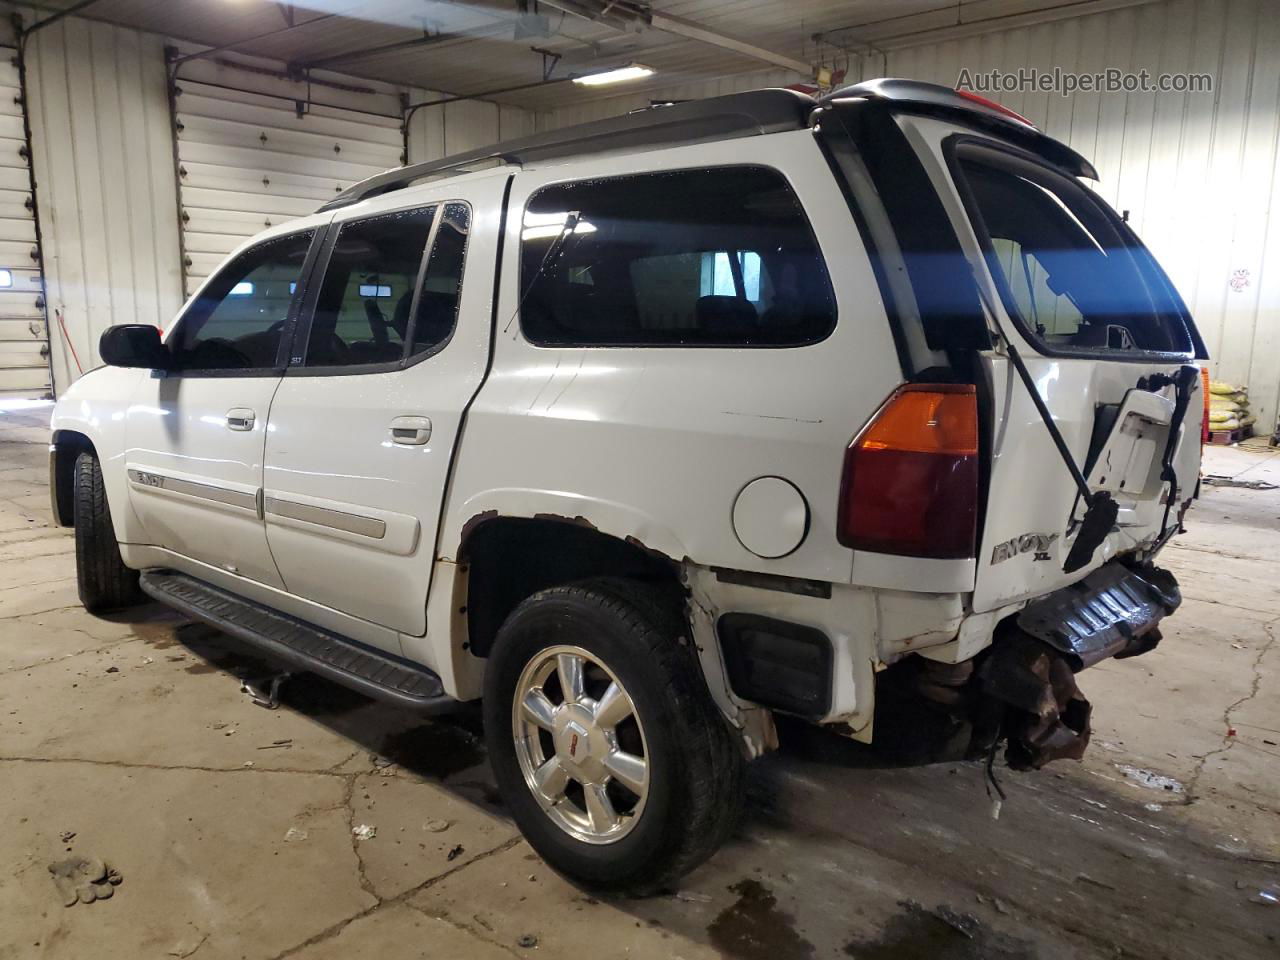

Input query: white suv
[50,80,1205,891]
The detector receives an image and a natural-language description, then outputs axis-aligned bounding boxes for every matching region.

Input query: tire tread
[73,451,142,612]
[486,576,744,893]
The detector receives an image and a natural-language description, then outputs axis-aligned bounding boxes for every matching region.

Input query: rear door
[261,174,504,642]
[908,120,1203,612]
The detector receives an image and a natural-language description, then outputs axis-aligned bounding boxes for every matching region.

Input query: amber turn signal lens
[837,384,980,560]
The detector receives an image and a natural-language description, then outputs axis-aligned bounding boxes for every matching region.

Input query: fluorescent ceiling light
[573,64,654,87]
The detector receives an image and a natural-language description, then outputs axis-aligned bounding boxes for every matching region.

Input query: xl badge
[991,532,1058,564]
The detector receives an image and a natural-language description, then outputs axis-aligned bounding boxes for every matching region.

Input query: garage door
[171,55,406,296]
[0,51,49,399]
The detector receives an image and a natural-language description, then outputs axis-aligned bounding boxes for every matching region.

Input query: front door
[262,178,502,639]
[124,228,320,589]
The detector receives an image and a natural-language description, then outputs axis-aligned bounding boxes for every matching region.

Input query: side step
[140,571,456,713]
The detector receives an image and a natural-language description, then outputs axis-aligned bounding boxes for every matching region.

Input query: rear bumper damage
[875,561,1181,769]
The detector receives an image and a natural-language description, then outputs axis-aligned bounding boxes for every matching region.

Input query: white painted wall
[405,90,537,163]
[543,0,1280,434]
[875,0,1280,433]
[20,17,539,395]
[25,16,184,396]
[0,18,49,398]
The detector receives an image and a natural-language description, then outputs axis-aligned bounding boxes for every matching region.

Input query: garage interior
[1,0,1278,957]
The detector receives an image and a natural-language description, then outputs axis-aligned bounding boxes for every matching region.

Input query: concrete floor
[1,401,1277,960]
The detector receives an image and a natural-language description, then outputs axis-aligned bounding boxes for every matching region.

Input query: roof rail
[319,87,816,212]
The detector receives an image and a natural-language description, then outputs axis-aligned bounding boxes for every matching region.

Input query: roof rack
[318,87,815,212]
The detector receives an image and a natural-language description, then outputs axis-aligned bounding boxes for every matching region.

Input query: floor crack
[343,773,382,903]
[0,755,352,778]
[0,636,144,676]
[0,603,85,621]
[1185,617,1278,802]
[266,836,523,960]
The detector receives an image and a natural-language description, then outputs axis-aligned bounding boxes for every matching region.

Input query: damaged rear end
[816,81,1205,771]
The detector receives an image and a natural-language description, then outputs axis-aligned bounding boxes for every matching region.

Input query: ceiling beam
[816,0,1164,52]
[648,11,813,77]
[535,0,814,77]
[295,17,520,71]
[168,12,339,68]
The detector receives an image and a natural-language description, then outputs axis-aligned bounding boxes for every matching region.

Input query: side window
[170,230,314,371]
[407,202,470,359]
[519,167,836,346]
[304,207,437,367]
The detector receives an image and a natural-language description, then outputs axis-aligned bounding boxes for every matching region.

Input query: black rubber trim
[140,571,455,712]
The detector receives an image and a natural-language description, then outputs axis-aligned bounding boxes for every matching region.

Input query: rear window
[952,142,1193,357]
[519,167,836,347]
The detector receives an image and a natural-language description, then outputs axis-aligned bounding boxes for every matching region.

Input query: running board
[139,571,455,713]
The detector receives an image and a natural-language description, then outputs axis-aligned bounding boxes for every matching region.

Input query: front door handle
[226,408,256,431]
[389,415,432,445]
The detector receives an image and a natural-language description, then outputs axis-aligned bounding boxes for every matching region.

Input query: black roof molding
[820,78,1099,180]
[319,87,816,212]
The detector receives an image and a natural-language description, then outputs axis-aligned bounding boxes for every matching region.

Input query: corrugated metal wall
[543,0,1280,433]
[0,19,49,398]
[17,1,1280,425]
[18,21,538,394]
[25,16,183,396]
[405,90,536,163]
[874,0,1280,432]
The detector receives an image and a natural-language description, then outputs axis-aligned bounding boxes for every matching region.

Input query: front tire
[73,451,142,613]
[483,578,744,893]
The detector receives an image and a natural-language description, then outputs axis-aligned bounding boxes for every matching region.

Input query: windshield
[952,140,1195,357]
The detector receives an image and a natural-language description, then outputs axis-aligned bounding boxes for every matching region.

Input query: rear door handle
[389,416,432,445]
[226,408,256,431]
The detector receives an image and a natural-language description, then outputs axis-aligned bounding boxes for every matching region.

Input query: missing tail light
[837,384,979,560]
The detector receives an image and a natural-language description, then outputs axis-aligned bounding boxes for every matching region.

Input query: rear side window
[300,201,471,369]
[305,207,437,367]
[409,202,470,359]
[519,167,836,346]
[952,142,1193,357]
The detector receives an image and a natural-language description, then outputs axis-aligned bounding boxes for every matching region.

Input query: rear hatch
[943,130,1203,612]
[818,85,1205,612]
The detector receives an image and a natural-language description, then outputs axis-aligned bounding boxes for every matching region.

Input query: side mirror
[99,324,170,370]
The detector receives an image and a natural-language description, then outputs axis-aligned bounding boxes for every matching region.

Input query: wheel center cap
[555,706,605,780]
[566,720,591,759]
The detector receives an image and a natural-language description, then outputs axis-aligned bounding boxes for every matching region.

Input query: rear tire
[483,577,744,894]
[73,451,142,613]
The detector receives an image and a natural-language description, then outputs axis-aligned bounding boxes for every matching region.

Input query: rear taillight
[837,384,979,560]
